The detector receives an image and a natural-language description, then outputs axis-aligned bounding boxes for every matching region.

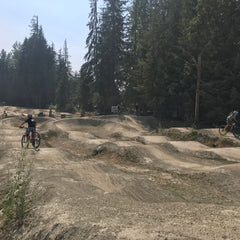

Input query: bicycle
[20,127,41,149]
[219,122,240,138]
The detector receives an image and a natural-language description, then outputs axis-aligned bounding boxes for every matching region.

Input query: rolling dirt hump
[1,106,240,240]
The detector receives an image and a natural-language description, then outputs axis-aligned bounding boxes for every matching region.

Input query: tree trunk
[194,55,201,125]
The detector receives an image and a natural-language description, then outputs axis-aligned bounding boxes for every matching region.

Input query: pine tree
[16,16,56,108]
[0,49,9,102]
[96,0,126,113]
[126,0,185,118]
[55,40,75,112]
[181,0,240,123]
[55,50,69,112]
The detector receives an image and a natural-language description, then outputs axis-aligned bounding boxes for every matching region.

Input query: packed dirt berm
[0,106,240,240]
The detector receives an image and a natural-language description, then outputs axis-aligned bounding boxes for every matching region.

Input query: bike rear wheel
[32,131,41,148]
[21,135,29,148]
[219,125,228,136]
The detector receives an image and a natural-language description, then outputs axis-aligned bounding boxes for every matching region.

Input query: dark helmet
[28,114,32,119]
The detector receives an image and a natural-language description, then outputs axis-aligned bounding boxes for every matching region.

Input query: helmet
[28,114,32,118]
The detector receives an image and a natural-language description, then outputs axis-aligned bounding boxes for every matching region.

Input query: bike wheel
[219,125,228,136]
[21,135,29,148]
[32,132,41,148]
[233,124,240,138]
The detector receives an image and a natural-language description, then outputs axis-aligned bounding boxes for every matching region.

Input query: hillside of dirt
[0,106,240,240]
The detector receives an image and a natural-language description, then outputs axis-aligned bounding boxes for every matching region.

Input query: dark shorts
[26,127,36,135]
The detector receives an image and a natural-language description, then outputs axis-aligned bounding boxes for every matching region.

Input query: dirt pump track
[0,106,240,240]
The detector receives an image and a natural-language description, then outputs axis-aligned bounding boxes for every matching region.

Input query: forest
[0,0,240,126]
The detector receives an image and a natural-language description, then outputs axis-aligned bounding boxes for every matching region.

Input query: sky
[0,0,102,72]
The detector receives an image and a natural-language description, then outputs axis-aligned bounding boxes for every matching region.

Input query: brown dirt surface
[0,106,240,240]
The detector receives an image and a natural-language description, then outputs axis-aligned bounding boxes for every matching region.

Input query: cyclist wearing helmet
[19,114,37,140]
[224,110,239,131]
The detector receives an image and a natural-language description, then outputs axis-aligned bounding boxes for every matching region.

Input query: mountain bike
[219,122,240,138]
[20,127,41,149]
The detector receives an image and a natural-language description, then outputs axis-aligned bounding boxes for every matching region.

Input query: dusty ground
[0,106,240,240]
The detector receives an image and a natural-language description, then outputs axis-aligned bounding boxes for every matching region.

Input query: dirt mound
[1,106,240,240]
[92,142,146,164]
[0,106,49,117]
[57,118,103,131]
[163,127,240,147]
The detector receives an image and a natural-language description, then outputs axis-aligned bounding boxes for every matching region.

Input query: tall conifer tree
[96,0,126,113]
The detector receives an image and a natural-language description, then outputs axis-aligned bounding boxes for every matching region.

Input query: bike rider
[19,114,37,141]
[224,110,239,132]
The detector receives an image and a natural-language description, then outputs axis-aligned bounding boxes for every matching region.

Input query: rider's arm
[233,113,238,123]
[19,121,26,128]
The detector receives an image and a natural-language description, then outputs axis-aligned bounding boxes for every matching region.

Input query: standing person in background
[3,111,7,118]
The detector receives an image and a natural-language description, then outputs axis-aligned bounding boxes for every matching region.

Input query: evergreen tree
[96,0,126,113]
[124,0,151,107]
[182,0,240,123]
[55,40,75,112]
[16,16,56,108]
[78,62,93,111]
[55,50,69,112]
[0,49,9,102]
[80,0,100,111]
[85,0,99,68]
[126,0,185,118]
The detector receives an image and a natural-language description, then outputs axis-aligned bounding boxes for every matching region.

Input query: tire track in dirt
[1,106,240,240]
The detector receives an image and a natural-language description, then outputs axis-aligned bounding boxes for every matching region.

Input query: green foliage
[55,41,77,113]
[77,63,94,111]
[123,0,240,124]
[0,16,56,108]
[81,0,126,113]
[0,152,33,225]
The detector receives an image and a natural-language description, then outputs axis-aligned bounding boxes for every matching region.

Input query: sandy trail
[1,106,240,240]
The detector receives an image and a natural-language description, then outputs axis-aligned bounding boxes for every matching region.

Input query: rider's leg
[224,124,230,132]
[30,128,36,143]
[29,131,32,142]
[26,128,30,137]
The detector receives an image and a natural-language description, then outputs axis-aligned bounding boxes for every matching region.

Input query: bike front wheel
[219,125,228,136]
[233,124,240,138]
[32,132,41,148]
[21,135,29,148]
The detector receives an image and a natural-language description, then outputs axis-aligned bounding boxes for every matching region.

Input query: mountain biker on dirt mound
[224,110,240,131]
[19,114,37,141]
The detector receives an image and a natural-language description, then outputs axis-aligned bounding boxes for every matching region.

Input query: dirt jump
[0,106,240,240]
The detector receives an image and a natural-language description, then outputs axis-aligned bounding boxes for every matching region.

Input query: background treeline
[0,0,240,125]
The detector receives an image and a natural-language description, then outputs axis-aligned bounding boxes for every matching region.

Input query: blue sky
[0,0,103,71]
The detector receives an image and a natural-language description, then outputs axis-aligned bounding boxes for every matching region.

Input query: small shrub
[189,130,199,140]
[0,151,33,225]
